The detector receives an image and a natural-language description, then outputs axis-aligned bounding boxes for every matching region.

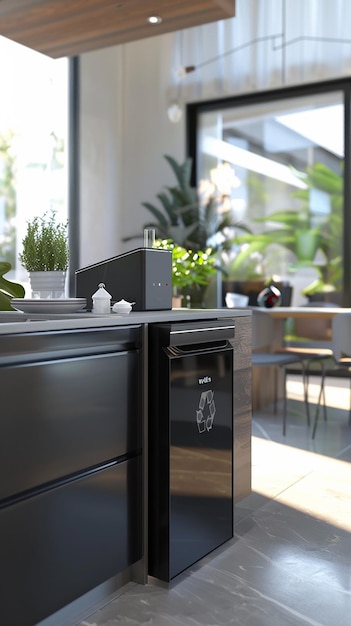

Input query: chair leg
[301,361,310,427]
[312,368,326,439]
[309,359,327,417]
[283,368,287,436]
[320,361,327,423]
[274,366,278,414]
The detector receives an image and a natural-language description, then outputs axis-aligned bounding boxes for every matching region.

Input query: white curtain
[171,0,351,103]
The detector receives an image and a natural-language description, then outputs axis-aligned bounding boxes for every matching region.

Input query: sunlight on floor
[287,374,350,410]
[252,435,351,532]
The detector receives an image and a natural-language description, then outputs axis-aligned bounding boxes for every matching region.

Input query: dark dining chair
[252,309,310,435]
[312,312,351,438]
[276,302,336,424]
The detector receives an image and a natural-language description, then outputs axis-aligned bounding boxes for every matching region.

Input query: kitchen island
[0,308,251,626]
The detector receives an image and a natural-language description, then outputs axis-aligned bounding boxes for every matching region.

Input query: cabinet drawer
[0,326,141,364]
[0,350,141,500]
[0,456,142,626]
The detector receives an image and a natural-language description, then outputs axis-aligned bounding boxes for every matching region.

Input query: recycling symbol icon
[196,389,216,433]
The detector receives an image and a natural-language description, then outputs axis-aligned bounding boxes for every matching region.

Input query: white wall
[79,34,185,267]
[79,46,123,267]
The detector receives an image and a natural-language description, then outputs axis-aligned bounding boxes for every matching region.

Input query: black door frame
[186,77,351,306]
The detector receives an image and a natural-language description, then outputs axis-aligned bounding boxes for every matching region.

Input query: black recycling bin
[148,319,235,582]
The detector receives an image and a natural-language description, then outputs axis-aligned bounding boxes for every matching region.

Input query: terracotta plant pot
[172,295,183,308]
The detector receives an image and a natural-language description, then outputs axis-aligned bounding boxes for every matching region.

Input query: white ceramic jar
[91,283,112,314]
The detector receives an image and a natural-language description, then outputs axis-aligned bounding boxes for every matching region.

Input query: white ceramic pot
[29,271,67,299]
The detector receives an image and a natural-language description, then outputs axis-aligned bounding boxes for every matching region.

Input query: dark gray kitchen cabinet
[0,326,143,626]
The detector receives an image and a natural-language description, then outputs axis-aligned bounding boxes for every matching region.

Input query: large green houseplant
[124,155,251,307]
[229,162,343,299]
[19,209,69,298]
[124,155,250,252]
[0,261,25,310]
[298,163,342,298]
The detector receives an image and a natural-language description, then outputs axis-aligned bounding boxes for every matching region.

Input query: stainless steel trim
[170,325,235,335]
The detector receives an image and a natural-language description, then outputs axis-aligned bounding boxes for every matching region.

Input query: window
[187,79,351,307]
[0,36,69,296]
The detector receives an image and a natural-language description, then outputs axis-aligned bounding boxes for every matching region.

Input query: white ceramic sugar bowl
[112,299,135,315]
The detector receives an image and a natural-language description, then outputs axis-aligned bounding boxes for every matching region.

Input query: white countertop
[0,307,251,335]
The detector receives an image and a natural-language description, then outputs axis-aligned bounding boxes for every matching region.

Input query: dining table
[262,305,351,319]
[259,306,351,347]
[250,306,351,410]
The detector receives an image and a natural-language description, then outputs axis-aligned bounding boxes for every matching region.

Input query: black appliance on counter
[148,319,235,582]
[75,247,172,311]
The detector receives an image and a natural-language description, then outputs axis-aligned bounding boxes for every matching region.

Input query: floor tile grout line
[266,470,316,502]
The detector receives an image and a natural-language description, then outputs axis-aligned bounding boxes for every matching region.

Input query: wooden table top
[256,306,351,319]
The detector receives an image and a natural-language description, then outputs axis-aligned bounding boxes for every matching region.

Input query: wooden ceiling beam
[0,0,235,58]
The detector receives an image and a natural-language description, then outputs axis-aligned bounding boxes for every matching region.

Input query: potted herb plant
[19,209,69,298]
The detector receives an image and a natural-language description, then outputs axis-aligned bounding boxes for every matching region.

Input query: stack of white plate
[11,298,87,314]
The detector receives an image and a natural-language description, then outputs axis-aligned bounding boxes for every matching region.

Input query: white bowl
[112,299,135,315]
[225,292,249,308]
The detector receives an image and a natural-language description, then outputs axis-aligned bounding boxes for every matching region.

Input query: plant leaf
[255,210,303,226]
[0,261,25,310]
[164,154,193,192]
[0,290,13,311]
[141,202,169,228]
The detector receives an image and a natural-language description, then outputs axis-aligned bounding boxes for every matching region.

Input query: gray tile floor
[78,375,351,626]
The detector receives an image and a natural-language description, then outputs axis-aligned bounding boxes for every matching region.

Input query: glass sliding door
[187,79,351,307]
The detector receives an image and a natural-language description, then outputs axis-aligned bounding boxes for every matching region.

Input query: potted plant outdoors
[257,163,343,302]
[219,245,267,306]
[153,238,218,308]
[227,211,321,307]
[19,209,69,299]
[0,261,25,311]
[227,162,343,304]
[297,162,343,302]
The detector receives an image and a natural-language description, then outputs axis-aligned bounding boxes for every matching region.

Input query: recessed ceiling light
[147,15,163,24]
